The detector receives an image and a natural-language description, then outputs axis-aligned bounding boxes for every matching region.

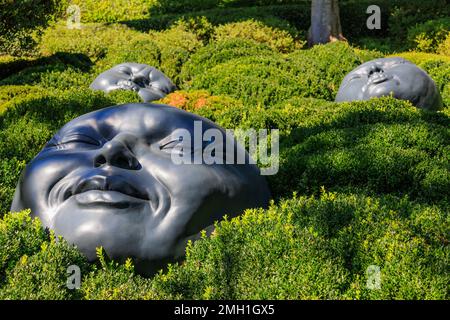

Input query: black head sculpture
[335,57,443,111]
[11,103,270,275]
[90,63,177,102]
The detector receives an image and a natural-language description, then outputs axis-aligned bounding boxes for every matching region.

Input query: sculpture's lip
[74,190,148,208]
[368,74,391,85]
[64,175,150,203]
[117,79,142,91]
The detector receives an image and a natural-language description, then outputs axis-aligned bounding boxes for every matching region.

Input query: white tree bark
[308,0,346,46]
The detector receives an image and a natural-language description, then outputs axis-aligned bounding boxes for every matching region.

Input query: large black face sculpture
[90,63,177,102]
[11,104,270,275]
[335,57,443,111]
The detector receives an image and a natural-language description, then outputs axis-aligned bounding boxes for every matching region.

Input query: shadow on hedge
[269,106,450,204]
[0,52,93,82]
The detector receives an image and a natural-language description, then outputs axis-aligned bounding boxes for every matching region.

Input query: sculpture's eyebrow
[385,60,406,67]
[58,126,102,141]
[116,65,132,73]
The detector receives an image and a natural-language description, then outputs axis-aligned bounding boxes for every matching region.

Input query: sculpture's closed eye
[47,133,101,149]
[158,133,216,156]
[118,67,131,75]
[159,137,193,156]
[159,136,183,150]
[348,74,362,82]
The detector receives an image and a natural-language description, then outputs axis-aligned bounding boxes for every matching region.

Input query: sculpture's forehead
[59,104,210,139]
[111,63,148,72]
[354,57,411,72]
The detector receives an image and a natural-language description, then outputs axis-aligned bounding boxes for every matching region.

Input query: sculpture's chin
[134,224,216,277]
[50,197,154,260]
[138,87,166,102]
[364,81,398,99]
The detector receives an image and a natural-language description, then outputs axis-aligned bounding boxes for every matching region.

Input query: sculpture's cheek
[138,87,166,102]
[365,83,393,98]
[16,157,81,216]
[336,79,366,101]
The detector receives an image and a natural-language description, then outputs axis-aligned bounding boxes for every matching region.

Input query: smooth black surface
[336,57,443,111]
[11,103,270,275]
[90,63,177,102]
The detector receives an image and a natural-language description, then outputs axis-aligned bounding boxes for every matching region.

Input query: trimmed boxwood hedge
[185,42,382,105]
[1,89,448,214]
[147,23,204,86]
[407,18,450,53]
[176,95,450,204]
[39,23,144,62]
[0,191,448,299]
[286,42,382,100]
[180,38,276,85]
[212,20,303,53]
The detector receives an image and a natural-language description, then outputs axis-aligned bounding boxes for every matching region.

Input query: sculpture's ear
[429,80,443,111]
[421,77,443,111]
[10,178,25,213]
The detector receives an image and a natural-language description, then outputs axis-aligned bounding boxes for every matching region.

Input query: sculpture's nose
[368,64,383,76]
[130,74,148,87]
[94,135,141,170]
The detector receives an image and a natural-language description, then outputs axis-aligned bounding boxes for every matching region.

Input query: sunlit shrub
[407,18,450,53]
[70,0,156,23]
[213,20,304,53]
[148,23,203,85]
[180,38,275,85]
[187,42,380,105]
[39,23,145,62]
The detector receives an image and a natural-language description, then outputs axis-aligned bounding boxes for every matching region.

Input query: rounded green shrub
[0,0,69,55]
[286,42,383,101]
[150,203,349,299]
[0,67,93,91]
[70,0,156,23]
[99,36,161,70]
[1,192,447,299]
[172,17,215,44]
[437,33,450,56]
[388,0,450,48]
[407,18,450,53]
[180,38,275,85]
[0,85,46,113]
[39,23,145,62]
[0,210,48,284]
[266,98,450,203]
[0,56,38,80]
[187,42,381,105]
[190,54,301,106]
[80,253,155,300]
[148,23,204,85]
[147,192,449,299]
[212,19,304,53]
[0,235,89,300]
[137,4,308,39]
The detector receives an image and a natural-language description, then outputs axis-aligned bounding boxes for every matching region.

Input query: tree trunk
[308,0,346,47]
